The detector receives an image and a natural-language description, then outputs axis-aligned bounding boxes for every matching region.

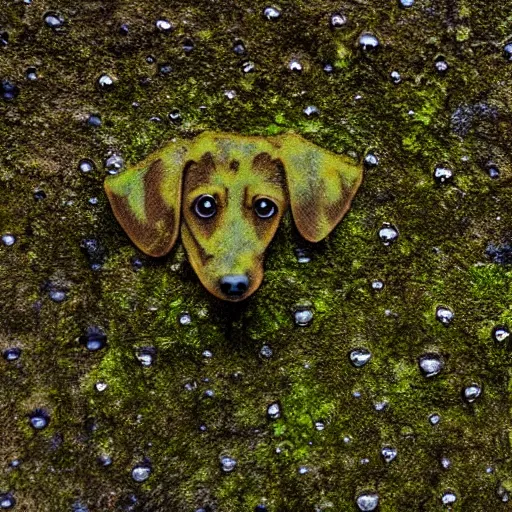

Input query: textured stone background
[1,0,512,510]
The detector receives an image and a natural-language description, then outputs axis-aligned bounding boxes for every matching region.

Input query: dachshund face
[104,132,362,301]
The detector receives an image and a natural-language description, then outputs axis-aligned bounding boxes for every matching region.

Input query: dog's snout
[219,275,249,297]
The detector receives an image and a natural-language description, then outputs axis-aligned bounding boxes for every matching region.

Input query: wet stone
[131,464,151,482]
[293,307,313,326]
[381,446,397,463]
[1,80,19,101]
[79,327,107,352]
[0,493,16,509]
[267,402,281,420]
[29,410,49,430]
[436,306,454,326]
[434,165,453,185]
[44,12,64,29]
[378,223,399,245]
[356,492,379,511]
[492,326,510,343]
[349,348,372,368]
[156,19,173,32]
[359,33,379,51]
[263,7,281,20]
[2,347,21,362]
[220,455,237,473]
[1,234,16,246]
[105,154,124,175]
[97,74,116,91]
[135,347,156,367]
[419,353,444,377]
[330,13,347,28]
[441,491,457,505]
[463,384,482,403]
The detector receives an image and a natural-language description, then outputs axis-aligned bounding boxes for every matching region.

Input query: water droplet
[241,61,255,73]
[260,345,273,358]
[434,55,449,73]
[26,66,38,81]
[441,491,457,505]
[97,74,116,91]
[429,413,441,425]
[371,279,384,291]
[497,481,510,502]
[0,31,9,47]
[298,466,309,475]
[288,59,303,72]
[263,6,281,20]
[224,89,236,99]
[88,197,98,206]
[358,33,379,51]
[220,455,237,473]
[436,306,454,326]
[131,464,151,482]
[29,409,49,430]
[267,402,281,420]
[485,162,500,179]
[156,19,173,33]
[378,223,399,245]
[87,114,101,127]
[381,446,397,463]
[2,347,21,362]
[434,165,453,185]
[303,105,319,116]
[463,384,482,403]
[34,189,46,200]
[503,43,512,61]
[95,381,107,392]
[315,421,325,431]
[79,327,107,352]
[202,349,213,359]
[49,289,67,302]
[159,63,172,76]
[374,400,388,411]
[254,505,268,512]
[168,109,182,124]
[390,70,402,84]
[105,154,124,175]
[364,152,379,167]
[179,312,192,325]
[349,348,372,368]
[441,456,451,469]
[182,38,194,53]
[492,325,510,342]
[1,234,16,246]
[293,307,313,326]
[295,248,311,263]
[330,13,347,28]
[233,40,246,55]
[399,0,415,7]
[136,347,156,367]
[419,353,444,377]
[0,493,16,509]
[323,63,334,73]
[356,492,379,511]
[119,23,129,36]
[1,80,19,101]
[98,454,113,467]
[44,12,64,29]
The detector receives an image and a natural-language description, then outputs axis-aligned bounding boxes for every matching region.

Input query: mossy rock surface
[1,1,512,511]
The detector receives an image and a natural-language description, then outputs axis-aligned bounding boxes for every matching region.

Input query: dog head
[104,132,362,301]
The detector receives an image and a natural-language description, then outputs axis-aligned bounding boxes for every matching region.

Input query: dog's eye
[194,195,217,218]
[254,198,277,219]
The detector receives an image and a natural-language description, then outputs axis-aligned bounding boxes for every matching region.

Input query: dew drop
[220,455,237,473]
[504,43,512,61]
[241,61,255,73]
[1,234,16,246]
[0,493,16,510]
[356,492,379,511]
[131,464,151,482]
[44,12,64,29]
[441,491,457,505]
[429,413,441,425]
[298,466,309,475]
[95,381,107,392]
[260,345,273,359]
[390,70,402,84]
[135,347,156,367]
[156,19,173,33]
[97,74,116,91]
[441,456,451,469]
[119,23,129,36]
[315,421,325,431]
[288,59,303,72]
[400,0,415,7]
[463,384,482,403]
[434,165,453,185]
[419,353,444,377]
[323,63,334,73]
[364,152,379,167]
[29,409,49,430]
[79,327,107,352]
[371,279,384,291]
[485,162,500,179]
[105,154,124,175]
[159,63,172,76]
[2,347,21,362]
[381,446,397,463]
[303,105,319,116]
[330,13,347,28]
[263,6,281,20]
[1,80,19,101]
[267,402,281,420]
[87,114,102,127]
[293,307,313,326]
[378,223,399,245]
[26,66,38,81]
[233,40,246,55]
[49,289,67,302]
[434,55,449,73]
[359,33,379,51]
[182,38,194,53]
[295,248,311,263]
[98,454,113,467]
[168,109,182,124]
[180,312,192,325]
[492,325,510,342]
[436,306,454,326]
[349,348,372,368]
[0,31,9,47]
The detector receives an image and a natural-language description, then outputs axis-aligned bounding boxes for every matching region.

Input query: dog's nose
[219,275,249,297]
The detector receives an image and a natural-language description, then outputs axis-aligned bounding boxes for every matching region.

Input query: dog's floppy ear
[104,141,189,257]
[276,134,363,242]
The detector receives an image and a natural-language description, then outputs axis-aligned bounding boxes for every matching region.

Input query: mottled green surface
[1,1,512,511]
